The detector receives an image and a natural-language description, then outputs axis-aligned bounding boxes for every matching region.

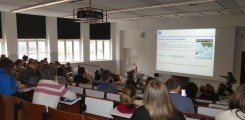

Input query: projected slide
[156,29,216,76]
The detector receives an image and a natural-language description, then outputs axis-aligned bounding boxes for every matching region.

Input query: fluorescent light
[11,0,71,13]
[108,0,215,13]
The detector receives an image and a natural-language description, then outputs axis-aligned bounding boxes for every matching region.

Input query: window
[18,39,49,61]
[58,40,81,62]
[90,40,111,61]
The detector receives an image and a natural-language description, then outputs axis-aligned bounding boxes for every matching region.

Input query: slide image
[195,39,213,59]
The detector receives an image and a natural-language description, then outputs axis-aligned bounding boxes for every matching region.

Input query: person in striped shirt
[32,64,76,109]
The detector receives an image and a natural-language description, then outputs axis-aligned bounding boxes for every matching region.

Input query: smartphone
[181,89,187,97]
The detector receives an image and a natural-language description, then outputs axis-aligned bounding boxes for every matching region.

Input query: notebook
[59,96,82,105]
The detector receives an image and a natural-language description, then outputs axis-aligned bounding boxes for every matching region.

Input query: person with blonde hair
[130,80,185,120]
[116,85,137,114]
[216,84,245,120]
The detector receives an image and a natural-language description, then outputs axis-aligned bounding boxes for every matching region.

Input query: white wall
[115,14,245,88]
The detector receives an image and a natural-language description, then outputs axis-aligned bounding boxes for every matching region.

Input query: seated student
[32,65,76,109]
[97,70,118,93]
[217,83,230,100]
[74,67,90,84]
[116,85,137,114]
[14,59,24,80]
[185,82,199,106]
[66,62,73,73]
[0,58,24,96]
[199,85,206,97]
[93,70,101,86]
[166,77,195,113]
[125,71,137,89]
[131,80,185,120]
[142,76,154,93]
[200,84,220,101]
[19,60,39,83]
[216,84,245,120]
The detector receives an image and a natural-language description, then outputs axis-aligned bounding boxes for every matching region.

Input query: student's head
[15,59,24,67]
[121,85,136,104]
[0,54,6,60]
[200,85,206,94]
[146,77,154,86]
[217,83,226,95]
[95,70,99,74]
[0,58,15,75]
[101,70,111,81]
[127,71,134,80]
[66,62,71,66]
[229,84,245,118]
[40,64,56,81]
[143,80,177,119]
[27,60,38,70]
[78,67,86,75]
[228,72,232,76]
[55,61,60,66]
[165,77,181,92]
[205,85,215,95]
[185,82,198,98]
[22,55,28,62]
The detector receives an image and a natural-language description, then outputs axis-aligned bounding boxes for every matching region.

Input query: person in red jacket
[116,85,137,114]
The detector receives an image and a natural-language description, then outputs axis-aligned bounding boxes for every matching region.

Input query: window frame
[90,40,111,61]
[18,39,50,61]
[58,39,81,62]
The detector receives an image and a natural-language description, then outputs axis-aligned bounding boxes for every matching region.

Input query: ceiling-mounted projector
[73,0,107,23]
[76,7,104,20]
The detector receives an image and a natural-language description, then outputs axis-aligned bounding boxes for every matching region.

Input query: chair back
[195,99,213,104]
[197,106,225,117]
[208,103,229,110]
[67,85,84,94]
[79,84,93,89]
[215,101,228,105]
[106,93,120,102]
[48,107,85,120]
[85,97,114,118]
[85,89,105,98]
[0,94,19,120]
[19,99,47,120]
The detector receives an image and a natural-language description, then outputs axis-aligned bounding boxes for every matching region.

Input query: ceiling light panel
[228,9,244,14]
[235,0,245,7]
[107,12,142,19]
[11,0,71,13]
[154,0,188,4]
[134,0,160,5]
[130,7,176,16]
[240,8,245,14]
[162,6,186,13]
[216,0,238,9]
[175,1,223,12]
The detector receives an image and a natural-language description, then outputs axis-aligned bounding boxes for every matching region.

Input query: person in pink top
[32,64,76,109]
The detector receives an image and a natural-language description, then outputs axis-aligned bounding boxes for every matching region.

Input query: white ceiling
[0,0,244,21]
